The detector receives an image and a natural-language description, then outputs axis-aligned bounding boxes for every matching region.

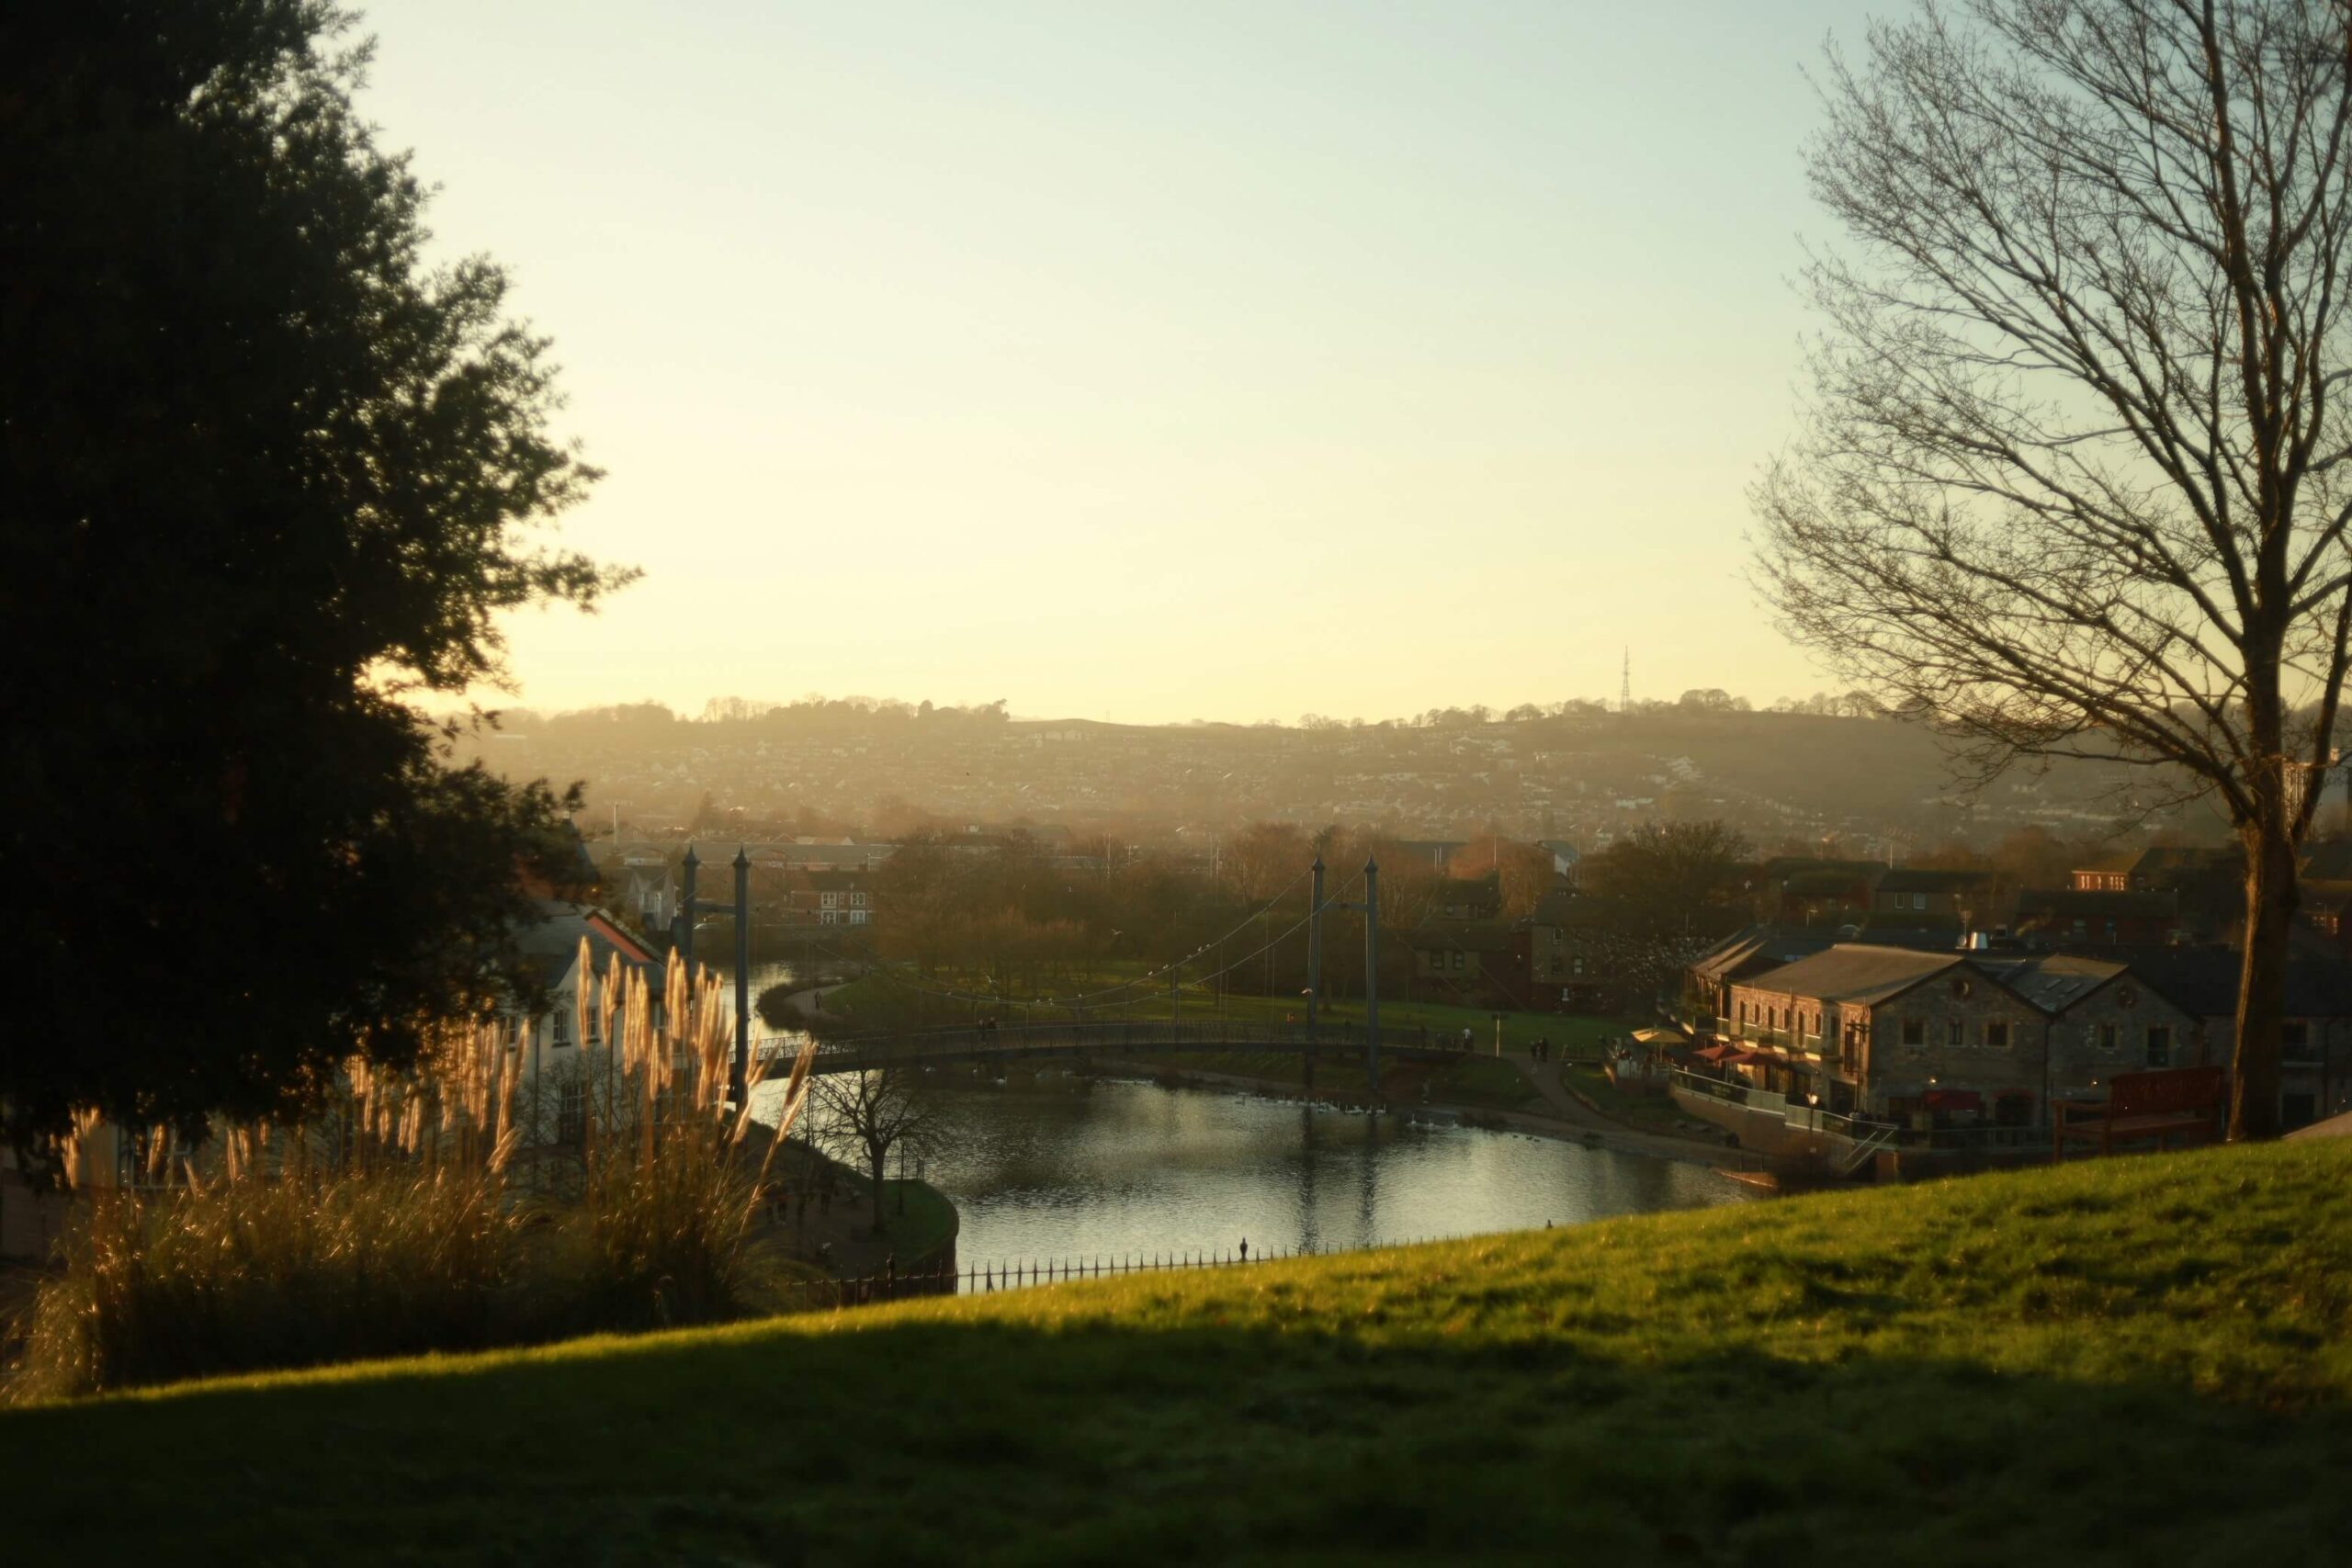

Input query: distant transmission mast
[1620,647,1632,716]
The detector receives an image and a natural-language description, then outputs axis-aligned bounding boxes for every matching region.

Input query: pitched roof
[1975,953,2132,1012]
[2301,840,2352,881]
[513,900,664,994]
[1875,867,1992,894]
[2057,942,2352,1018]
[1686,925,1839,985]
[1758,857,1883,883]
[1735,944,1964,1007]
[2017,887,2177,921]
[1853,911,1966,947]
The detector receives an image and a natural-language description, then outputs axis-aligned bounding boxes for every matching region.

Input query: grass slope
[6,1143,2350,1564]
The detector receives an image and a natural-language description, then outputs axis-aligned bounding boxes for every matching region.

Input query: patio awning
[1922,1089,1984,1111]
[1690,1043,1735,1063]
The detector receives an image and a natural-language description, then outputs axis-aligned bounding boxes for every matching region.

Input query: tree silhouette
[1,4,630,1143]
[1756,0,2352,1137]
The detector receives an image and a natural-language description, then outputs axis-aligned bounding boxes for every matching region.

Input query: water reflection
[922,1073,1749,1269]
[718,959,803,1034]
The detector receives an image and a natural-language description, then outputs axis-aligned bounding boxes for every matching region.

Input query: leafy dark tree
[1,4,629,1144]
[1582,822,1755,940]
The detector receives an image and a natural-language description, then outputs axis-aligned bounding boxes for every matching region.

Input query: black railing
[754,1019,1471,1070]
[775,1238,1453,1311]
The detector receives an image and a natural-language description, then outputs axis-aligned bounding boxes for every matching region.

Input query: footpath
[1498,1059,1758,1170]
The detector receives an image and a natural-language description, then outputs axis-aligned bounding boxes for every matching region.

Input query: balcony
[1673,1069,2049,1154]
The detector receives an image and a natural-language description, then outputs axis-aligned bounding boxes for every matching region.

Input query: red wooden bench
[2052,1066,2224,1161]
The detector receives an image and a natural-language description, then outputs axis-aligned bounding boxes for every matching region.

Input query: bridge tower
[1305,857,1324,1093]
[1306,857,1325,1027]
[732,847,752,1109]
[1363,855,1381,1099]
[677,843,699,972]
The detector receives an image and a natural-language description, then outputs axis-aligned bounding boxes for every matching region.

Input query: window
[2283,1021,2311,1054]
[1572,955,1586,976]
[1947,1019,1963,1048]
[1913,892,1929,911]
[2098,1022,2119,1053]
[552,1003,571,1047]
[558,1080,586,1145]
[852,892,868,908]
[1984,1020,2010,1049]
[1453,950,1466,972]
[2145,1025,2173,1067]
[821,891,841,908]
[1901,1018,1925,1046]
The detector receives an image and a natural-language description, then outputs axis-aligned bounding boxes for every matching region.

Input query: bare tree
[812,1068,947,1234]
[1754,0,2352,1138]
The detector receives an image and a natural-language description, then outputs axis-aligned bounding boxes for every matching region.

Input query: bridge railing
[754,1018,1466,1066]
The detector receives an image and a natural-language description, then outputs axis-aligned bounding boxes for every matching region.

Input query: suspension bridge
[674,849,1409,1098]
[752,1017,1470,1077]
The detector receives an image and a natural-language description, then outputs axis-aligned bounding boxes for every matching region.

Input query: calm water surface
[913,1073,1749,1268]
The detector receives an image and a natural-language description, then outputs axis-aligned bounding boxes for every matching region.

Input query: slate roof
[513,899,664,994]
[2301,840,2352,881]
[1853,911,1967,948]
[1687,925,1840,986]
[2057,942,2352,1019]
[1734,944,1965,1007]
[1976,953,2132,1012]
[1875,867,1992,894]
[2016,887,2177,922]
[1758,857,1884,886]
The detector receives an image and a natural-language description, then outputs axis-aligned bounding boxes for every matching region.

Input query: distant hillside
[446,696,2241,846]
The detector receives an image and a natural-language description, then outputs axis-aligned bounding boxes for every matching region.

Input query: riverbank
[744,1132,958,1281]
[8,1139,2344,1562]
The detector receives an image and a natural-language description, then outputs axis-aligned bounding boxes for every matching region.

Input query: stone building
[1724,943,2200,1128]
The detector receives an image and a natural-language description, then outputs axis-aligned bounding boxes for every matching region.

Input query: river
[734,958,1748,1266]
[912,1074,1748,1268]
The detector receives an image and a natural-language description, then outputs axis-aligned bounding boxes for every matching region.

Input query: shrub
[6,944,814,1401]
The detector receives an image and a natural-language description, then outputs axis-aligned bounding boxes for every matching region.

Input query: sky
[362,0,1894,723]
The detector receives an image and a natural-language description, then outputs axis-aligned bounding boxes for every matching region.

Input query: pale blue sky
[362,1,1893,720]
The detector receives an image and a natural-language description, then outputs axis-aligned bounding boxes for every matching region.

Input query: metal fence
[777,1238,1448,1311]
[1673,1068,2051,1153]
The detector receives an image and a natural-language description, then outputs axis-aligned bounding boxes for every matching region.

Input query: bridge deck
[755,1020,1472,1075]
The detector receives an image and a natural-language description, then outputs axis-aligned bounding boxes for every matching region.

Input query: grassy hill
[5,1142,2349,1564]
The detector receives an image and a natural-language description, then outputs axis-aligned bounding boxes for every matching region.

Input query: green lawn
[6,1141,2348,1562]
[1427,1055,1543,1111]
[1562,1062,1704,1137]
[873,1178,958,1263]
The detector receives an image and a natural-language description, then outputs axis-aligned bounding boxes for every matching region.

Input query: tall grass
[8,944,815,1402]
